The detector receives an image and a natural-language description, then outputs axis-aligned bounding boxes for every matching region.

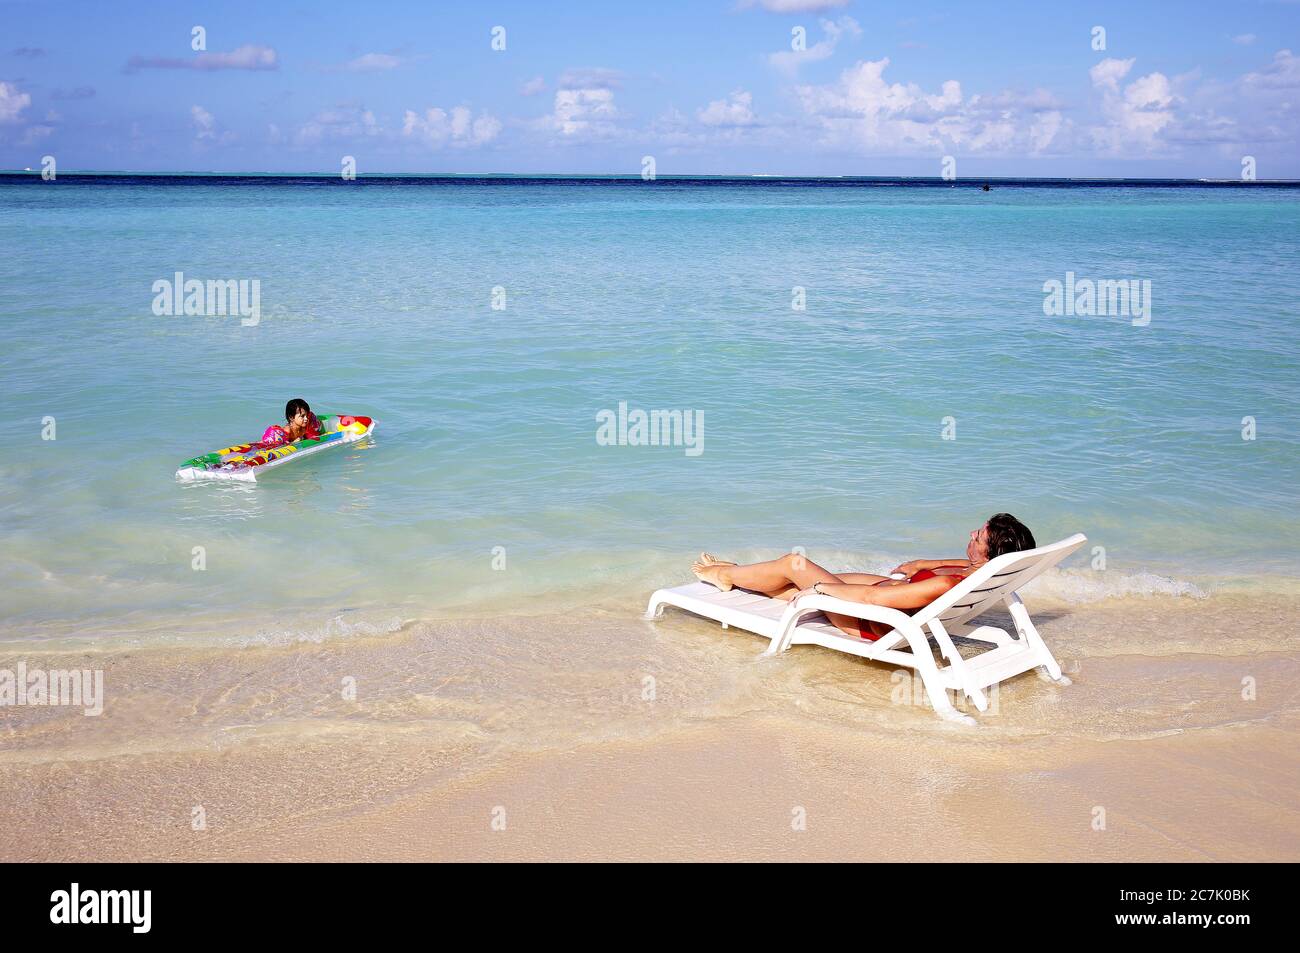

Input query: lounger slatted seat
[644,533,1087,724]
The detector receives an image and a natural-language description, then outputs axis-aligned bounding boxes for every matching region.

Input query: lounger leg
[764,605,813,656]
[928,619,987,713]
[899,623,975,726]
[1007,594,1072,686]
[642,595,666,621]
[915,670,977,722]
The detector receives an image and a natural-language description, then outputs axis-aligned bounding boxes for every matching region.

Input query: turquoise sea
[2,175,1298,647]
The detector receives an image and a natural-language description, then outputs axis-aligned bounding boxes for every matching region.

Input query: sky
[2,0,1299,177]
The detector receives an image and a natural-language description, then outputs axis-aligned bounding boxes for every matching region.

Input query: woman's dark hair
[285,398,312,421]
[985,513,1036,559]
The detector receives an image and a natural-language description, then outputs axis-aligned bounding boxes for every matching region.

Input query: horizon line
[3,169,1298,185]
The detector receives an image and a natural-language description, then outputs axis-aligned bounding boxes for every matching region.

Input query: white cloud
[402,106,502,148]
[1089,57,1134,93]
[742,0,850,12]
[520,76,546,96]
[1242,48,1300,90]
[698,90,758,127]
[977,88,1064,111]
[341,53,402,72]
[0,80,31,123]
[51,86,95,101]
[288,101,504,150]
[557,67,622,90]
[21,124,54,145]
[1172,48,1300,157]
[127,45,279,72]
[296,103,381,144]
[1028,110,1064,153]
[797,58,959,128]
[646,107,706,151]
[768,16,860,75]
[550,88,620,137]
[794,57,1067,156]
[197,45,278,70]
[635,50,1298,164]
[191,104,216,141]
[1073,49,1300,159]
[186,105,235,145]
[1232,34,1257,46]
[528,68,628,140]
[1089,59,1176,154]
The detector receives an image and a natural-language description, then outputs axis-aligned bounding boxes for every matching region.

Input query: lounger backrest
[915,533,1088,629]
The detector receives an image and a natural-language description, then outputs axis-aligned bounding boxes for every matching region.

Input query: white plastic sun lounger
[645,533,1087,724]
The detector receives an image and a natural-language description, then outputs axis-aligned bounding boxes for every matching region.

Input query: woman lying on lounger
[691,513,1036,641]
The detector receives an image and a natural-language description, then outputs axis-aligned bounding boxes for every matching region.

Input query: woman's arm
[806,576,957,611]
[891,557,973,575]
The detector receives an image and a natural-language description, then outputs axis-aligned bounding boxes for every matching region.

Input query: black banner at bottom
[0,861,1285,940]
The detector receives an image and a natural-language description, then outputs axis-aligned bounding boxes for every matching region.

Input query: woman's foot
[692,558,734,592]
[696,552,736,568]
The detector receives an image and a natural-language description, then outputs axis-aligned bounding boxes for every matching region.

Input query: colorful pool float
[176,414,376,482]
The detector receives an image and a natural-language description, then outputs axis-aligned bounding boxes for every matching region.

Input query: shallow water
[2,176,1298,648]
[3,175,1298,862]
[3,590,1298,861]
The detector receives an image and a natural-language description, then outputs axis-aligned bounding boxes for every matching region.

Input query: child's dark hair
[285,398,312,420]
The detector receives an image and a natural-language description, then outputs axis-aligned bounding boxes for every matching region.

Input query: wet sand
[2,593,1298,862]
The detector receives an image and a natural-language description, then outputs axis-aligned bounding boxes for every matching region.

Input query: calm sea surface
[2,176,1298,645]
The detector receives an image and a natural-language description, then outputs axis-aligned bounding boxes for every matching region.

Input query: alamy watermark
[151,271,261,326]
[50,883,150,933]
[891,670,999,715]
[596,401,704,456]
[1,661,104,716]
[1042,271,1151,327]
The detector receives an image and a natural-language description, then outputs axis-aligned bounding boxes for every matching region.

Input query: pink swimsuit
[261,414,321,447]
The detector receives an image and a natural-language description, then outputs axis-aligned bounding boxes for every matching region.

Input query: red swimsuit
[900,565,969,584]
[857,565,969,640]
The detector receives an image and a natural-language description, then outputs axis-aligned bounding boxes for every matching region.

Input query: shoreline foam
[2,560,1289,653]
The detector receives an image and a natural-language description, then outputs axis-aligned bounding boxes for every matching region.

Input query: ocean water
[2,175,1298,647]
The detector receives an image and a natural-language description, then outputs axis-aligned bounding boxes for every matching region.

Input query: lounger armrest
[785,594,914,629]
[773,596,919,653]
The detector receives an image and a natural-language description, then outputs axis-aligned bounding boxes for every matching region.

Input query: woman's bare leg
[766,572,892,600]
[692,552,842,594]
[693,557,898,639]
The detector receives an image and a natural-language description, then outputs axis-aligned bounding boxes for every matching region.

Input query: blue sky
[2,0,1298,176]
